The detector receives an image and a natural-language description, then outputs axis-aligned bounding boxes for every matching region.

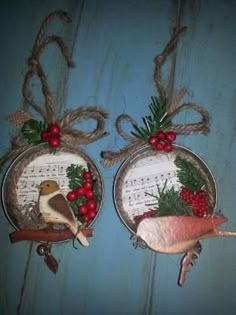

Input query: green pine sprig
[21,119,47,145]
[175,156,205,193]
[146,183,193,217]
[157,187,193,216]
[131,96,172,141]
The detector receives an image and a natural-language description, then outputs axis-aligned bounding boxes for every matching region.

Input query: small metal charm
[130,234,147,249]
[178,241,202,286]
[36,242,58,274]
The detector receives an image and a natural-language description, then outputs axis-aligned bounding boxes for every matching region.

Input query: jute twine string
[0,10,108,169]
[154,26,187,102]
[101,26,209,168]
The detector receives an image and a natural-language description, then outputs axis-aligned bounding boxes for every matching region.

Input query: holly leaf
[22,119,39,132]
[21,119,47,144]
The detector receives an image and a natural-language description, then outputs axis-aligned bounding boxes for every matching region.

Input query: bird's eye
[46,184,50,187]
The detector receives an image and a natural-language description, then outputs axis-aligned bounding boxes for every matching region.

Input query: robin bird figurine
[38,180,89,246]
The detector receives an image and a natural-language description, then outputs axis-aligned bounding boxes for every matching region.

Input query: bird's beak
[38,184,43,191]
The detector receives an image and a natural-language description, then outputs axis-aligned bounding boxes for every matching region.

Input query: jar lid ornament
[0,11,108,273]
[102,26,236,286]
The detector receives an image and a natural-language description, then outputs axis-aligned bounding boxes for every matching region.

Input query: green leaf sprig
[175,156,205,193]
[131,97,172,141]
[21,119,47,145]
[146,181,192,217]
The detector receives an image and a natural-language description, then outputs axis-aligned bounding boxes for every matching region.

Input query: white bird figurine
[38,180,89,246]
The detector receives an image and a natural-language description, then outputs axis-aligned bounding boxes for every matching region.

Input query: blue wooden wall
[1,1,236,314]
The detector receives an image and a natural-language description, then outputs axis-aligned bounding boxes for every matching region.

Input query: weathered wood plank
[1,1,236,315]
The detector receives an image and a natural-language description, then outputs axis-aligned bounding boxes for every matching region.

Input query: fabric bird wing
[48,193,75,223]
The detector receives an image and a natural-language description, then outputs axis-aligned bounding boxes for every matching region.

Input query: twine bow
[0,11,108,169]
[101,26,209,168]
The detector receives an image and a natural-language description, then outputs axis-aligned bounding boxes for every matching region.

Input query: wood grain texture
[0,1,236,314]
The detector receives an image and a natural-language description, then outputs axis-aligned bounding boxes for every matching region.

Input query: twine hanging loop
[0,10,108,169]
[101,26,209,168]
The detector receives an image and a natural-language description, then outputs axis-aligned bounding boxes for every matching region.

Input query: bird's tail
[69,223,89,247]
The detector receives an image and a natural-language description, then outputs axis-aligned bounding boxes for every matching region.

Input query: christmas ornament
[1,11,107,273]
[102,26,236,286]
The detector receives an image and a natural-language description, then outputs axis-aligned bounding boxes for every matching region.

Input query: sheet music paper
[121,152,181,221]
[16,152,87,205]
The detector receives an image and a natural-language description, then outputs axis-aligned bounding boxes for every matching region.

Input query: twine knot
[0,11,108,169]
[101,26,210,168]
[28,57,38,70]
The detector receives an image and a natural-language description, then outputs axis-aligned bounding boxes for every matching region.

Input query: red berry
[164,143,173,152]
[192,191,210,217]
[87,209,97,219]
[133,215,143,224]
[156,130,166,141]
[66,191,77,202]
[85,190,95,199]
[83,181,93,190]
[86,200,97,210]
[48,136,60,148]
[165,131,176,143]
[83,215,91,223]
[48,124,61,135]
[76,187,86,197]
[78,205,88,215]
[83,171,92,180]
[40,131,50,142]
[146,210,156,217]
[180,188,196,204]
[155,142,164,151]
[181,190,186,196]
[186,196,192,204]
[190,195,195,203]
[148,136,158,146]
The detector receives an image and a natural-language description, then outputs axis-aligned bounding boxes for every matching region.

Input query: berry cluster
[66,171,97,223]
[148,130,176,152]
[40,124,61,149]
[133,210,156,225]
[180,188,211,217]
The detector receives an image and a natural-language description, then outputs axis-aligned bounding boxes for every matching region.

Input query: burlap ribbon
[0,11,108,169]
[101,26,209,168]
